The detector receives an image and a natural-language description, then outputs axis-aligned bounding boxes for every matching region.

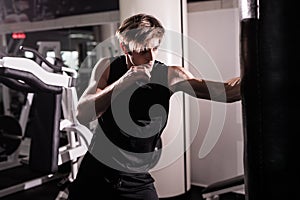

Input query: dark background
[0,0,208,24]
[0,0,119,23]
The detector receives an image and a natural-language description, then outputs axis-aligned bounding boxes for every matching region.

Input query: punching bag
[240,0,290,199]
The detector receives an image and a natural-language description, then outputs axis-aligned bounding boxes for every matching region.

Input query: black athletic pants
[67,152,159,200]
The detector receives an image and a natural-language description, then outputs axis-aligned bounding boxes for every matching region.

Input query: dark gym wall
[0,0,210,24]
[0,0,119,23]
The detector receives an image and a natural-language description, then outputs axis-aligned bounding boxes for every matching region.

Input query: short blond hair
[116,13,165,53]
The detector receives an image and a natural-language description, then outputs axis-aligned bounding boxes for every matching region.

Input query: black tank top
[90,55,171,173]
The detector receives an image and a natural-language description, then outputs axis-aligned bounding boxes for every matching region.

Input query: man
[67,13,240,200]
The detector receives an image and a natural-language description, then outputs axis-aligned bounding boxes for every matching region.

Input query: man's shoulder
[154,59,165,64]
[154,60,168,67]
[110,55,126,64]
[94,55,125,69]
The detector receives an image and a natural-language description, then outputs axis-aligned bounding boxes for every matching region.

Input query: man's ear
[120,43,129,54]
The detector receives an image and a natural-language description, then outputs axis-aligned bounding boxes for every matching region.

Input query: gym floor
[1,179,245,200]
[0,155,244,200]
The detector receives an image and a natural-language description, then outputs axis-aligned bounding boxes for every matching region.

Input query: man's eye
[138,47,158,54]
[140,49,148,54]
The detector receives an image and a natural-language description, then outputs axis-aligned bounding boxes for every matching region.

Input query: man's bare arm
[76,58,113,125]
[168,66,241,103]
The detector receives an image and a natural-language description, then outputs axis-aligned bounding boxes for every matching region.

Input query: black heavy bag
[240,0,290,199]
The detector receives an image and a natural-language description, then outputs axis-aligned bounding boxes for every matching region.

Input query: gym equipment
[201,1,290,199]
[201,175,244,200]
[0,41,62,172]
[0,46,92,198]
[240,0,290,199]
[0,79,34,171]
[0,115,22,159]
[200,1,254,198]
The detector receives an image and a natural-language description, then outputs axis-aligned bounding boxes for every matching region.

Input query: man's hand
[226,77,241,86]
[116,65,151,90]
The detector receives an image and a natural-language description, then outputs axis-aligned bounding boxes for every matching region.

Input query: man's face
[125,37,161,70]
[128,47,159,69]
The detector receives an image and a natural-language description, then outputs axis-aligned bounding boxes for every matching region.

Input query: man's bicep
[168,65,195,86]
[170,79,209,99]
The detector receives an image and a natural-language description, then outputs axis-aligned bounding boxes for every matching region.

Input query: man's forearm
[171,79,241,103]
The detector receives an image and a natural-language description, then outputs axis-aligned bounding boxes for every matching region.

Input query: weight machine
[0,46,92,198]
[0,83,32,171]
[0,41,62,172]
